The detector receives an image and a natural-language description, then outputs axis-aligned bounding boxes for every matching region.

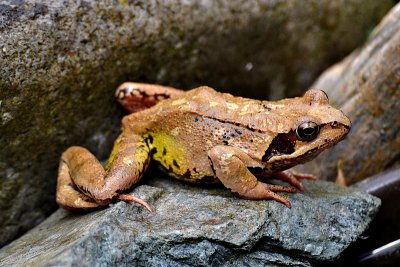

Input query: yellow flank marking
[105,138,122,170]
[106,136,149,173]
[151,131,188,176]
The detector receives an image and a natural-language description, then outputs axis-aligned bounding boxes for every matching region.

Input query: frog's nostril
[331,121,338,127]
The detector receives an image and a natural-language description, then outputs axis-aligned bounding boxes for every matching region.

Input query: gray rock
[0,0,393,247]
[300,2,400,184]
[0,176,380,266]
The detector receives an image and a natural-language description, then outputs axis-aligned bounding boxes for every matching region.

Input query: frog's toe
[56,184,100,211]
[260,189,292,208]
[118,194,155,214]
[274,170,304,190]
[240,182,293,208]
[261,183,296,208]
[292,171,317,180]
[56,156,101,210]
[263,183,298,193]
[271,194,292,208]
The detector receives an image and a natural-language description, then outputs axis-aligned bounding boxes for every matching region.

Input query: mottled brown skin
[56,82,351,211]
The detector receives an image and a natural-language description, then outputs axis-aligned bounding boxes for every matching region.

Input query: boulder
[0,176,381,266]
[300,3,400,184]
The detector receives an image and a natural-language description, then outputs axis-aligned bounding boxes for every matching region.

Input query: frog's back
[156,86,263,125]
[156,86,291,134]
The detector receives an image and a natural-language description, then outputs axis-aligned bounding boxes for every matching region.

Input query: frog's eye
[295,122,320,141]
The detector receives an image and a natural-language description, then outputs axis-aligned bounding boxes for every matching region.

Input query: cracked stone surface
[0,176,380,266]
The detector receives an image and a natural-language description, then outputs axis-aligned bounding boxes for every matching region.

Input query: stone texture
[0,0,393,247]
[0,176,381,266]
[300,3,400,184]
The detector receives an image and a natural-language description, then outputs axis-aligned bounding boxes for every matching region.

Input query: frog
[56,82,351,212]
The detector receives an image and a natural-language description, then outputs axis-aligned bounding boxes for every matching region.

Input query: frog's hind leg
[115,82,184,113]
[56,157,100,210]
[208,146,297,208]
[56,134,154,212]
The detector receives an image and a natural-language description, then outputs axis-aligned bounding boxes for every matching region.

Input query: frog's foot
[274,170,317,190]
[118,194,155,214]
[56,157,101,210]
[115,82,184,113]
[56,133,152,212]
[246,182,297,208]
[208,145,297,208]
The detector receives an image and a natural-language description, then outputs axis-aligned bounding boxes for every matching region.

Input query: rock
[0,0,393,247]
[0,176,381,266]
[300,3,400,184]
[350,168,400,265]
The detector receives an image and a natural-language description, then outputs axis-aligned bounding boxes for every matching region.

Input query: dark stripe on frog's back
[150,87,263,126]
[135,86,282,135]
[172,87,273,131]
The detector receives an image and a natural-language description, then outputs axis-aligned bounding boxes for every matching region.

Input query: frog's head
[262,89,351,171]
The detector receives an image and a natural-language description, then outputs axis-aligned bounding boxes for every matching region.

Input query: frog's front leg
[208,146,297,208]
[115,82,184,113]
[56,134,154,212]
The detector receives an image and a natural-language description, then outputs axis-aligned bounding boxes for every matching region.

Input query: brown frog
[56,83,351,212]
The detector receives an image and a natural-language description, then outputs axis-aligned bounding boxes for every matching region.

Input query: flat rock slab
[0,178,380,266]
